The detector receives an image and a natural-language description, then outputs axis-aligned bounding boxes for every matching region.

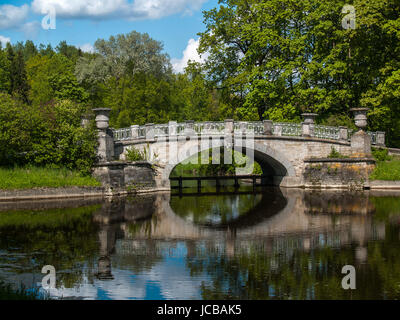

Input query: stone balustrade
[112,120,385,146]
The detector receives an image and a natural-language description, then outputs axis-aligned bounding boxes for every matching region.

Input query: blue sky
[0,0,219,72]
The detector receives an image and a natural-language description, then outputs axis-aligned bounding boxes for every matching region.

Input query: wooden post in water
[216,177,220,192]
[253,176,257,191]
[234,176,240,189]
[178,176,183,194]
[197,178,201,193]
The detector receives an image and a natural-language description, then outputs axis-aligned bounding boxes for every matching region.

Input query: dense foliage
[198,0,400,146]
[0,33,229,172]
[0,0,399,175]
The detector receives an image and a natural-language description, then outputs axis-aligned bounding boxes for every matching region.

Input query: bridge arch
[159,139,296,188]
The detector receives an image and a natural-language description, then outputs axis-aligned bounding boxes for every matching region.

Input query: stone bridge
[92,109,386,189]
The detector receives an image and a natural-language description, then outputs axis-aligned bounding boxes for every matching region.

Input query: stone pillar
[130,125,139,140]
[274,123,282,136]
[145,123,155,139]
[93,108,114,162]
[339,126,348,142]
[376,131,386,147]
[301,113,317,138]
[263,120,273,135]
[239,122,247,133]
[224,119,234,135]
[169,121,178,136]
[350,108,371,157]
[97,225,115,280]
[302,122,311,137]
[185,120,195,131]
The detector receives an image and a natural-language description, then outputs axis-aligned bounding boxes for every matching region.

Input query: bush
[0,93,43,166]
[372,147,392,162]
[126,146,146,161]
[328,147,348,159]
[0,94,98,175]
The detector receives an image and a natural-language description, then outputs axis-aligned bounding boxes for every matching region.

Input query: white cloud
[20,21,42,39]
[32,0,126,19]
[0,35,10,47]
[171,38,207,73]
[31,0,207,20]
[79,43,95,53]
[0,4,29,29]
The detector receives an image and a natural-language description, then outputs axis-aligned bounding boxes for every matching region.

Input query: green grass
[0,166,101,190]
[370,160,400,181]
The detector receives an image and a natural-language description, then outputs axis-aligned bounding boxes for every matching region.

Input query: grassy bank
[370,148,400,181]
[0,166,101,190]
[370,160,400,181]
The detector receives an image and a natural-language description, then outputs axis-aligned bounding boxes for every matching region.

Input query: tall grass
[0,166,101,190]
[370,160,400,181]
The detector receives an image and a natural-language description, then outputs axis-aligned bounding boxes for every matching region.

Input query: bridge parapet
[112,120,385,146]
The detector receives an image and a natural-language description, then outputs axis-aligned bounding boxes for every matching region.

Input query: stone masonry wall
[303,158,376,189]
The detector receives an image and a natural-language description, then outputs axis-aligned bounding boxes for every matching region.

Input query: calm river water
[0,186,400,300]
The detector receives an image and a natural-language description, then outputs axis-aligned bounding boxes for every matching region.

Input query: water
[0,187,400,300]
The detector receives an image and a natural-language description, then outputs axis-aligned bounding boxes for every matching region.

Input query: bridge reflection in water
[0,188,399,300]
[88,188,394,299]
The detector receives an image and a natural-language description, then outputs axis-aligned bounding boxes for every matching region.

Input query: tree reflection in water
[0,189,399,299]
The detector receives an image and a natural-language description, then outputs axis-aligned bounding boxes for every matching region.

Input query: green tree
[0,93,43,165]
[75,31,172,112]
[26,100,98,174]
[0,46,10,92]
[198,0,400,146]
[27,54,88,106]
[5,43,30,103]
[56,40,84,61]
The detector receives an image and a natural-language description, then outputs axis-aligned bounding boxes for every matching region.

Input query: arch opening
[166,142,294,189]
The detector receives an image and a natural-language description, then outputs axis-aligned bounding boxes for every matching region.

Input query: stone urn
[93,108,112,131]
[93,108,114,162]
[350,108,371,157]
[301,113,318,124]
[350,108,369,131]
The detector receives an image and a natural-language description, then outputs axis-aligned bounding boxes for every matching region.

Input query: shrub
[126,146,146,161]
[328,147,348,159]
[372,147,392,162]
[0,95,98,175]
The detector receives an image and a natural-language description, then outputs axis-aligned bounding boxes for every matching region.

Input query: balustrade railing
[314,125,340,140]
[274,122,302,137]
[112,121,384,145]
[113,127,131,141]
[368,131,377,145]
